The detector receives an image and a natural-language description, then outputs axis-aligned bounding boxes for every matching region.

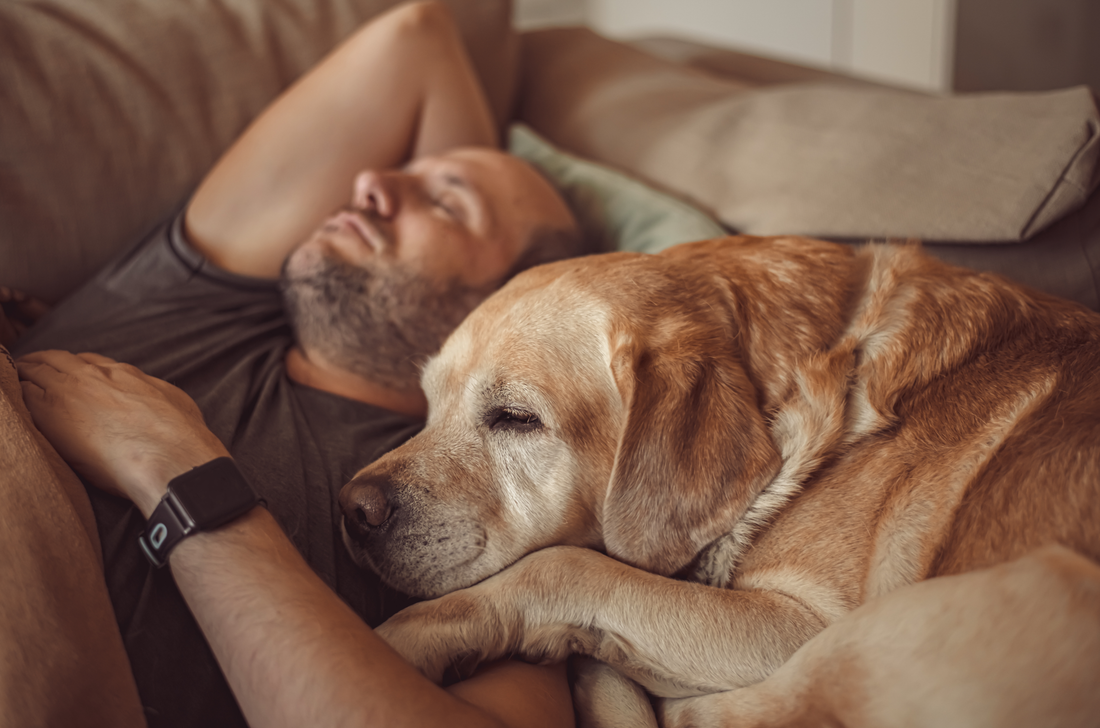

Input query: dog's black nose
[340,475,393,539]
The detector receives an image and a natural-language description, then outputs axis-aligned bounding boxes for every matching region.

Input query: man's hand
[16,350,228,515]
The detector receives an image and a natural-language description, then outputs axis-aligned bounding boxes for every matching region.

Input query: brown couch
[2,0,1099,722]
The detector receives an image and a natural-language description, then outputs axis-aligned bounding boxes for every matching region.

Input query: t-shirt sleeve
[13,210,288,377]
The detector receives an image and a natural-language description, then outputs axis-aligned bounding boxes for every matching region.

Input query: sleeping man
[1,2,585,726]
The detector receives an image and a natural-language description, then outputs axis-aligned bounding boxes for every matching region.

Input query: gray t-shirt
[14,212,423,727]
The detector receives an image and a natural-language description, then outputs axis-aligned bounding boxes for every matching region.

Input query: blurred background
[514,0,1099,94]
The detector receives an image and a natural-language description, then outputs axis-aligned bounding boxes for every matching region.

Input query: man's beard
[280,252,492,391]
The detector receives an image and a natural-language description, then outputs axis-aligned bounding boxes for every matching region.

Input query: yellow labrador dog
[340,236,1100,725]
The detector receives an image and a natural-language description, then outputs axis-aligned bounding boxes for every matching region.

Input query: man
[2,2,583,726]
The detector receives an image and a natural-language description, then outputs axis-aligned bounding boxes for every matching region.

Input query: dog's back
[662,236,1100,603]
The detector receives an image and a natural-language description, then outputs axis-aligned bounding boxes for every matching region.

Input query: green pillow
[509,124,727,254]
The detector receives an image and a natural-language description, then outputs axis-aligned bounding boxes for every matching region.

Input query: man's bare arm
[187,1,497,278]
[17,350,574,728]
[172,509,571,728]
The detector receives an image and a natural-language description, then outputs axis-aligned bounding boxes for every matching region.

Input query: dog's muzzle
[337,466,494,597]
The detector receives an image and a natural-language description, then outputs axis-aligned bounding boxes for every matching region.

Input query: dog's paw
[375,590,510,684]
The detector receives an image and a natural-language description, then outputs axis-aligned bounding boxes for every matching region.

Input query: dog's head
[340,250,780,597]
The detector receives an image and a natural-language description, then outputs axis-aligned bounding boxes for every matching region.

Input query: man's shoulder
[104,211,281,301]
[12,209,288,370]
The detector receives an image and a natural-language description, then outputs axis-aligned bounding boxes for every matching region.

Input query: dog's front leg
[375,546,604,684]
[377,546,830,697]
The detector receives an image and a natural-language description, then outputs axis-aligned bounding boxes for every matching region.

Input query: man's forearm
[17,351,573,728]
[170,507,572,728]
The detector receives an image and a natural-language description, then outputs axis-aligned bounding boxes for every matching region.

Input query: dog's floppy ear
[604,329,781,576]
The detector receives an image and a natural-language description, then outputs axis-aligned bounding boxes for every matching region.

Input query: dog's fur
[340,236,1100,724]
[662,544,1100,727]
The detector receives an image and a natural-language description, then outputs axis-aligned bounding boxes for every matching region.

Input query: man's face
[281,148,575,389]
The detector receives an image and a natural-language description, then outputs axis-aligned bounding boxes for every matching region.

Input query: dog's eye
[488,407,542,432]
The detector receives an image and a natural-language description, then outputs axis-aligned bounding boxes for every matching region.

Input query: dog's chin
[341,523,503,599]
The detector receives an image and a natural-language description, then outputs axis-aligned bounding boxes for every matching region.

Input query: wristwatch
[138,457,263,568]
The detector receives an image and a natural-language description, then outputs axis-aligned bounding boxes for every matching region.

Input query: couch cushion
[0,0,517,303]
[518,28,1100,245]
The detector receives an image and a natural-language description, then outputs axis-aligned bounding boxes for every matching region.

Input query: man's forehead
[408,147,501,173]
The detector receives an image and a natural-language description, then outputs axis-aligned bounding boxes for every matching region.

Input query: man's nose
[352,170,396,217]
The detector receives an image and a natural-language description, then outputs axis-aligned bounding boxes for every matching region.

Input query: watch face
[172,458,260,530]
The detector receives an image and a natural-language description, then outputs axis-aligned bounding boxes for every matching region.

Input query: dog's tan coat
[341,236,1100,724]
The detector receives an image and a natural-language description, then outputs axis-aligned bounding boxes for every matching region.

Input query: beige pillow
[519,28,1100,245]
[509,124,726,254]
[0,0,517,303]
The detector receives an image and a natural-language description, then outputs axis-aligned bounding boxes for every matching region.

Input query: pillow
[509,124,727,254]
[518,28,1100,245]
[0,0,517,303]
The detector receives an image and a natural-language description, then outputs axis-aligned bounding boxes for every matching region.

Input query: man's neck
[284,347,427,418]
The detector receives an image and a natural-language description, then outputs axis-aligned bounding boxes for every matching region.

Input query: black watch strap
[139,457,263,568]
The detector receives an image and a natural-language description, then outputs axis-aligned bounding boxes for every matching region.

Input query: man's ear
[604,337,781,576]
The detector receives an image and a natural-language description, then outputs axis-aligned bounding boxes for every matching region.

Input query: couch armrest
[519,27,1099,243]
[629,36,877,89]
[518,26,1100,310]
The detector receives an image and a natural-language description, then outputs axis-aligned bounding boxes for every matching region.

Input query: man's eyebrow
[442,172,468,188]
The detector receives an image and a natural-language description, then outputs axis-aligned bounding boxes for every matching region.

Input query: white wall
[844,0,956,91]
